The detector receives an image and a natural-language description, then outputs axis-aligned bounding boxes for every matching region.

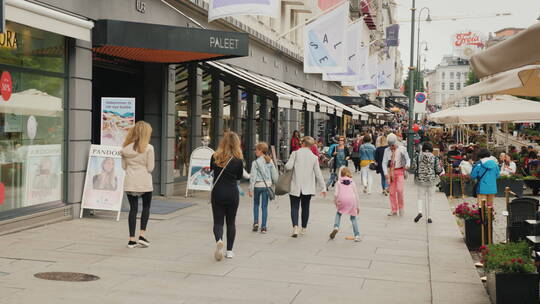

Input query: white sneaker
[300,228,307,235]
[225,251,235,259]
[354,236,362,242]
[399,209,405,217]
[214,240,224,261]
[291,226,299,238]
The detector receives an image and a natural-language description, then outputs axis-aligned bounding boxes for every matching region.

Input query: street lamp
[406,0,417,159]
[416,7,431,91]
[416,41,428,91]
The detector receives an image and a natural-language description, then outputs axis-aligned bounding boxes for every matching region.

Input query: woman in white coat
[285,136,327,238]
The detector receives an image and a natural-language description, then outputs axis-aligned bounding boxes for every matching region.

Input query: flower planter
[487,272,539,304]
[496,179,524,197]
[524,179,540,195]
[464,219,482,251]
[440,180,463,197]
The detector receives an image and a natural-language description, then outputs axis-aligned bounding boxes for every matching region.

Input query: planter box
[440,180,466,197]
[524,179,540,195]
[496,179,524,197]
[464,218,482,251]
[487,272,539,304]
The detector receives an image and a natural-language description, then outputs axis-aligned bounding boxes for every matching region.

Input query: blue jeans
[334,212,359,237]
[253,187,269,227]
[380,173,388,190]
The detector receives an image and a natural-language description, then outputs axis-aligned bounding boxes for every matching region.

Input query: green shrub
[479,242,536,274]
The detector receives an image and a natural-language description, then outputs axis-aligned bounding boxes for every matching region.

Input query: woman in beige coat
[121,121,155,248]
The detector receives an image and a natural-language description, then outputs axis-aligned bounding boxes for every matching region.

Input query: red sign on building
[1,71,12,101]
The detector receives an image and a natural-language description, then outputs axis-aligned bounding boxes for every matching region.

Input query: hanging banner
[304,2,349,74]
[208,0,280,22]
[386,24,400,47]
[354,56,379,94]
[101,97,135,147]
[186,146,215,196]
[24,144,62,207]
[414,92,428,114]
[377,59,395,90]
[80,145,126,220]
[323,21,369,82]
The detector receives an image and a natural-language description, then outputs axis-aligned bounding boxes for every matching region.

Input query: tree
[466,70,479,86]
[403,69,425,95]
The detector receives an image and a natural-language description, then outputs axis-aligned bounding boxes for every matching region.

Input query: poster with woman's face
[81,145,125,212]
[24,144,62,206]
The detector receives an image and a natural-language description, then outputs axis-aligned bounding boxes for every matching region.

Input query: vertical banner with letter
[24,144,62,206]
[377,59,395,90]
[101,97,135,147]
[208,0,280,22]
[304,2,349,74]
[323,21,369,82]
[386,24,400,47]
[186,147,215,197]
[80,145,126,220]
[354,56,379,94]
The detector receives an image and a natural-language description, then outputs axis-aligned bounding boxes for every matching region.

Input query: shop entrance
[91,59,145,144]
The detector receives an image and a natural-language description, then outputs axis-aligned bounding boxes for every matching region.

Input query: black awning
[92,20,249,63]
[329,95,369,106]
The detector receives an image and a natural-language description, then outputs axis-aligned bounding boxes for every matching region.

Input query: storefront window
[174,65,189,179]
[202,71,212,146]
[0,21,66,214]
[223,84,232,132]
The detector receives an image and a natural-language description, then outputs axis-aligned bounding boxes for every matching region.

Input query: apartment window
[441,82,445,90]
[456,83,461,90]
[457,72,461,79]
[441,72,445,79]
[450,72,454,79]
[450,83,454,90]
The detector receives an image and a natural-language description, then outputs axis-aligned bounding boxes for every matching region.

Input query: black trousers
[211,199,239,251]
[127,192,152,237]
[289,194,312,228]
[352,157,361,171]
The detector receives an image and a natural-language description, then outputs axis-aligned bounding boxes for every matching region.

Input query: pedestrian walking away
[382,133,410,216]
[286,136,326,238]
[359,135,376,194]
[290,130,301,153]
[210,132,244,261]
[375,135,389,195]
[412,143,443,224]
[121,121,155,249]
[351,134,362,173]
[470,149,500,208]
[330,167,361,242]
[249,142,279,234]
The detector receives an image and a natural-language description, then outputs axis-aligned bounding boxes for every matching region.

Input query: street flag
[323,21,370,82]
[208,0,280,22]
[386,24,399,47]
[304,2,349,74]
[354,55,378,94]
[377,59,395,90]
[414,92,428,113]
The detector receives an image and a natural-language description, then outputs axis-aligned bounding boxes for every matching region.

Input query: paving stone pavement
[0,170,490,304]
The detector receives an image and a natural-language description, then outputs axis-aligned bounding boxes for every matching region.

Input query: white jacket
[285,148,326,196]
[121,143,155,192]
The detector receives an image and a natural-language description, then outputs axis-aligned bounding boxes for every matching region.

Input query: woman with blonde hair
[122,121,155,248]
[249,142,278,233]
[210,132,244,260]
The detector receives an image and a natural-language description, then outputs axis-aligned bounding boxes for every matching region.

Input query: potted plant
[479,242,539,304]
[440,174,470,197]
[496,175,524,197]
[524,167,540,195]
[454,202,482,251]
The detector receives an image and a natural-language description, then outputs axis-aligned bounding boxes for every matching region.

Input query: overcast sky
[396,0,540,76]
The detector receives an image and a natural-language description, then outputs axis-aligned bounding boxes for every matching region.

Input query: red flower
[511,258,516,263]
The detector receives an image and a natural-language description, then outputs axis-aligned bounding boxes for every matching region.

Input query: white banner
[323,21,368,82]
[377,59,395,90]
[304,2,349,74]
[354,56,379,94]
[208,0,280,22]
[81,145,126,215]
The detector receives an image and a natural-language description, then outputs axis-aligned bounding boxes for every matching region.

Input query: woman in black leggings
[121,121,155,248]
[210,132,244,261]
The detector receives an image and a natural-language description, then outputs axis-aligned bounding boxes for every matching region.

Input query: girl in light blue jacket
[471,149,500,207]
[248,142,278,233]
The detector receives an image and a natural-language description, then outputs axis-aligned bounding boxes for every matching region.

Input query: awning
[0,89,62,117]
[470,23,540,78]
[6,0,94,41]
[93,20,249,63]
[358,104,392,115]
[309,91,367,119]
[460,64,540,97]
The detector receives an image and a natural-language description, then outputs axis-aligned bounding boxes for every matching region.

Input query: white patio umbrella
[470,23,540,78]
[428,107,462,124]
[0,89,62,117]
[460,64,540,98]
[456,95,540,124]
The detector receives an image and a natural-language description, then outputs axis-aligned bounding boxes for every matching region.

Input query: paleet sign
[452,30,485,59]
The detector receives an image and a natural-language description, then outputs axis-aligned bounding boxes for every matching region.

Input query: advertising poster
[24,144,62,206]
[101,97,135,147]
[81,145,125,214]
[186,147,215,194]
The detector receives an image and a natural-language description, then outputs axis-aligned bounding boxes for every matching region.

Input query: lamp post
[406,0,417,159]
[416,41,428,92]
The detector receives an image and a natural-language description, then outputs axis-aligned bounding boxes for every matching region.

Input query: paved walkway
[0,171,489,303]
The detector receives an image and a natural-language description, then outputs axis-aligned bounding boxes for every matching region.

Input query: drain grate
[34,272,99,282]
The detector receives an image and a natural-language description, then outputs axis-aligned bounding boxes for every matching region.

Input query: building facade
[424,56,470,109]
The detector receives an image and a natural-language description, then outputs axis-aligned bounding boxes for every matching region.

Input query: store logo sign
[135,0,146,13]
[0,30,17,49]
[209,37,239,50]
[453,31,484,48]
[1,71,12,101]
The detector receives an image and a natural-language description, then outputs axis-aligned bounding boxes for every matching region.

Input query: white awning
[291,96,304,110]
[309,91,367,119]
[358,104,392,115]
[6,0,93,41]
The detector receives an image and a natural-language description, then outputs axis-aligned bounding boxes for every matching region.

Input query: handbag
[254,160,276,201]
[472,165,488,198]
[275,152,296,195]
[369,162,377,170]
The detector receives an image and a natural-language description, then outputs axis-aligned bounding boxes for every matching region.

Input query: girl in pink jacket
[330,167,361,242]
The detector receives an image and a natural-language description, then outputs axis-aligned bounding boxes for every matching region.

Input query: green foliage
[479,242,536,274]
[523,175,540,180]
[466,70,479,86]
[403,69,425,96]
[498,175,523,180]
